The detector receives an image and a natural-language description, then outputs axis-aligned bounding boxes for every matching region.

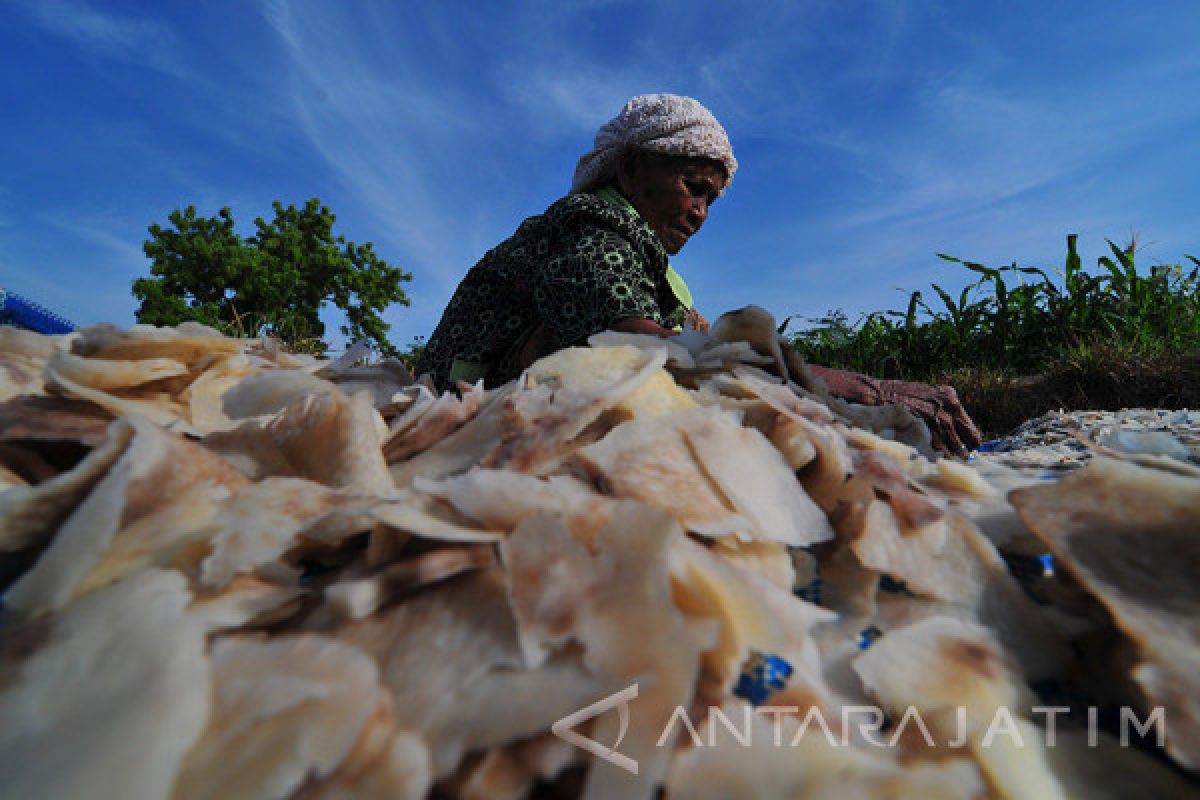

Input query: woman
[417,94,982,455]
[416,93,730,389]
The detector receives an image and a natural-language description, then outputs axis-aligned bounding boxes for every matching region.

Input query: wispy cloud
[258,1,489,289]
[37,212,146,266]
[14,0,190,79]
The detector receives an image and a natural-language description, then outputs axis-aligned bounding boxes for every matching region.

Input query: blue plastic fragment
[0,288,76,335]
[976,439,1004,453]
[733,651,794,706]
[1038,553,1055,577]
[856,625,882,651]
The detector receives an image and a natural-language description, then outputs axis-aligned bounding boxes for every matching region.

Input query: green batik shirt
[416,188,694,389]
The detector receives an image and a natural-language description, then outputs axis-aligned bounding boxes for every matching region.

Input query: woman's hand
[809,365,983,457]
[876,379,983,457]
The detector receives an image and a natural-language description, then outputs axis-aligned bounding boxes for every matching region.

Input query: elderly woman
[417,94,982,455]
[417,94,729,389]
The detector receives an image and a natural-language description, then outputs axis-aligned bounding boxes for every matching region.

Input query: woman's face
[616,153,726,255]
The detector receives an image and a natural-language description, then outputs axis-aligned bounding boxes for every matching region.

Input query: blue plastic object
[733,651,794,706]
[856,625,883,651]
[0,288,76,335]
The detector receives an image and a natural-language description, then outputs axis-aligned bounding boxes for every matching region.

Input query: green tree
[133,198,411,355]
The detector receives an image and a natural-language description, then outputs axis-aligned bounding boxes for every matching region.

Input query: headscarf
[570,94,737,194]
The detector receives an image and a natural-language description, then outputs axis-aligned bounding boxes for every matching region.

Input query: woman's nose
[688,197,708,229]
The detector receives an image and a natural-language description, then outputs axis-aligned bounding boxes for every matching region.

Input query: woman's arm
[808,364,983,456]
[611,318,678,338]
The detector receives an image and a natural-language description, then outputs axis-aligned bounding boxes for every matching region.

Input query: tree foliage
[133,198,411,355]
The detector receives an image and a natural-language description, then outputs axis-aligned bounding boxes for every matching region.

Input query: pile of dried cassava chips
[1,311,1197,799]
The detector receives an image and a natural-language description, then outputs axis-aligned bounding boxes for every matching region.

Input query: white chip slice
[334,568,608,779]
[0,417,132,552]
[482,345,666,474]
[503,504,706,799]
[173,635,385,800]
[46,349,189,390]
[5,415,247,618]
[682,406,834,546]
[575,409,747,536]
[852,616,1031,738]
[1010,456,1200,772]
[0,570,211,800]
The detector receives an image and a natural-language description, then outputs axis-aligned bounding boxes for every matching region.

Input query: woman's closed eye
[685,179,718,205]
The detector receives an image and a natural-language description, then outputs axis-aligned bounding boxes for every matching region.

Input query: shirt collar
[594,185,639,218]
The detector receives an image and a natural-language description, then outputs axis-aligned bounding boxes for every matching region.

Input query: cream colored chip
[333,568,608,779]
[198,478,380,588]
[865,512,1070,682]
[0,462,26,489]
[852,616,1032,738]
[669,536,835,699]
[682,406,834,546]
[173,635,385,800]
[695,339,775,369]
[45,356,193,432]
[294,728,431,800]
[4,415,247,619]
[0,325,61,360]
[45,349,188,390]
[325,545,496,620]
[482,345,666,474]
[188,574,305,632]
[587,330,696,369]
[0,417,132,552]
[0,328,61,402]
[266,389,392,492]
[833,399,933,456]
[220,367,340,419]
[314,358,416,411]
[179,353,269,433]
[208,389,391,492]
[800,760,986,800]
[384,381,483,463]
[389,383,514,487]
[0,353,45,402]
[414,468,617,539]
[967,717,1068,800]
[0,569,211,800]
[71,321,243,363]
[711,536,795,591]
[1010,455,1200,772]
[502,504,707,799]
[711,305,796,385]
[575,409,746,537]
[613,368,700,418]
[666,701,911,800]
[365,488,507,544]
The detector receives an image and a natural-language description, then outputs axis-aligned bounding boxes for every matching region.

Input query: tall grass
[789,234,1200,381]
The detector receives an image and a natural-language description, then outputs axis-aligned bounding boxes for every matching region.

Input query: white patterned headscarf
[570,94,737,194]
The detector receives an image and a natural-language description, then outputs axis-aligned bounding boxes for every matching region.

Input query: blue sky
[3,1,1198,351]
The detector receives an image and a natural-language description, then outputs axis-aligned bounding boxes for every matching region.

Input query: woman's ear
[614,149,638,197]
